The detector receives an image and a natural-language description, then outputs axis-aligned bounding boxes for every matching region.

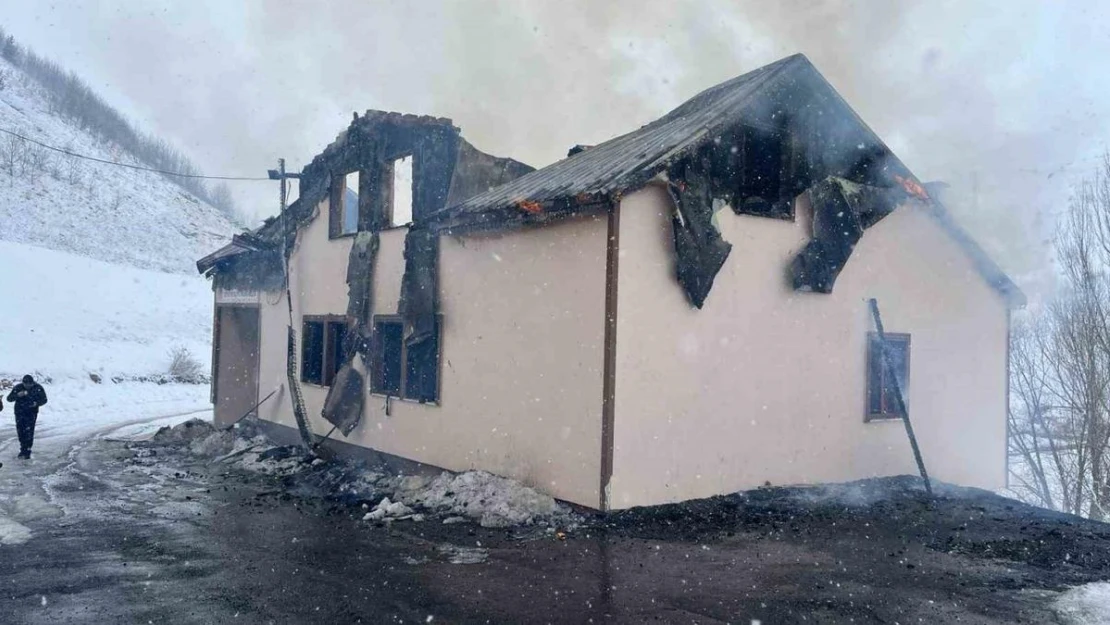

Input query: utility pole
[268,158,300,215]
[267,159,315,451]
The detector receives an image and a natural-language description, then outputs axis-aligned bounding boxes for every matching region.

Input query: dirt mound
[148,418,236,457]
[223,445,574,529]
[150,419,216,445]
[601,476,1110,582]
[384,470,569,528]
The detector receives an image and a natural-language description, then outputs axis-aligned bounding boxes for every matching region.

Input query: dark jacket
[7,382,47,415]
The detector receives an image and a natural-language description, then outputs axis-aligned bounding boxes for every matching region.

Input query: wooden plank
[868,298,933,497]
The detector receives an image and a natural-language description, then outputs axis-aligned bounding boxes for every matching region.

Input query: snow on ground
[0,380,209,546]
[0,240,214,381]
[0,56,238,274]
[1056,582,1110,624]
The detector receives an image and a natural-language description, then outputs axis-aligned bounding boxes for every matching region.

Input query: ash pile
[139,418,578,531]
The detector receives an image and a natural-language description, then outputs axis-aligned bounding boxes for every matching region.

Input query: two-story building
[198,54,1022,510]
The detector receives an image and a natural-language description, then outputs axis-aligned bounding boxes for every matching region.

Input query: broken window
[370,315,440,403]
[330,171,359,238]
[371,318,403,395]
[736,124,788,217]
[326,321,347,387]
[301,317,346,386]
[404,325,440,403]
[301,320,325,385]
[867,332,910,420]
[391,156,413,227]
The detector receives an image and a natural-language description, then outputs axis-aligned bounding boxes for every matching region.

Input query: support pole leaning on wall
[272,158,316,451]
[868,298,933,497]
[221,387,280,432]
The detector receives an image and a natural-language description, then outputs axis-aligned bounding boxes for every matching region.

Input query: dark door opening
[213,305,261,427]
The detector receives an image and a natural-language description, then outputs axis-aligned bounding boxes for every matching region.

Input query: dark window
[370,315,440,403]
[372,319,404,396]
[736,124,787,217]
[301,320,324,385]
[867,332,910,419]
[326,322,347,386]
[404,326,439,402]
[301,317,346,386]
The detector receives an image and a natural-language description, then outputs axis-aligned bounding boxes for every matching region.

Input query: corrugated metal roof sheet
[429,54,808,230]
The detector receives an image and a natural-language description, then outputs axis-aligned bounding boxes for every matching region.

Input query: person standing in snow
[7,375,47,459]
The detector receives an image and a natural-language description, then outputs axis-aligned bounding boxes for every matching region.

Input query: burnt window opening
[372,318,403,396]
[330,171,360,238]
[326,321,348,386]
[867,332,910,420]
[370,315,440,403]
[301,316,346,386]
[390,155,414,227]
[734,123,792,219]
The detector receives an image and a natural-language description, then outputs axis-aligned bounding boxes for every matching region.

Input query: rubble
[142,419,576,529]
[362,497,414,521]
[385,470,569,528]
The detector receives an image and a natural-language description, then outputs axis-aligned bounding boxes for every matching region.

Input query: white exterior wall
[608,184,1009,509]
[255,204,353,434]
[252,199,608,507]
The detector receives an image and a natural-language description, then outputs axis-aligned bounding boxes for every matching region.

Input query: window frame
[301,315,348,387]
[865,331,911,422]
[387,154,415,228]
[329,171,361,239]
[369,313,442,405]
[369,315,404,397]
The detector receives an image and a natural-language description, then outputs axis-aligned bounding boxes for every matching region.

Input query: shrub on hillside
[167,346,204,382]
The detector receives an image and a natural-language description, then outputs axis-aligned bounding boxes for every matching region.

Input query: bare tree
[1,133,24,179]
[1011,153,1110,519]
[0,29,229,208]
[24,144,47,184]
[209,182,241,222]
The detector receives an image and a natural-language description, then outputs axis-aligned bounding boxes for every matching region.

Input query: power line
[0,127,271,181]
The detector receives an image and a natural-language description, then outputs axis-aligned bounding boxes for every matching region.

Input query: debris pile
[149,418,239,457]
[384,470,568,528]
[143,419,575,529]
[362,497,422,522]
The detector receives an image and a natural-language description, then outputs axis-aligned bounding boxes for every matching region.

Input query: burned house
[198,54,1022,510]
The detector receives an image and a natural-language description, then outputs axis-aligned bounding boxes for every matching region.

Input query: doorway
[213,305,261,427]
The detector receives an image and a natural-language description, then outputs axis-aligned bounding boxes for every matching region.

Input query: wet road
[0,423,1084,624]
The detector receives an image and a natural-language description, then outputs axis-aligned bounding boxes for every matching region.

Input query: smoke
[6,0,1109,295]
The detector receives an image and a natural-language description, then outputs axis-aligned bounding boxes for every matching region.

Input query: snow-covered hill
[0,55,237,381]
[0,240,214,380]
[0,56,239,274]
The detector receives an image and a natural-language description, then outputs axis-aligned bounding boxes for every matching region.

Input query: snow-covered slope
[0,56,239,274]
[0,240,213,380]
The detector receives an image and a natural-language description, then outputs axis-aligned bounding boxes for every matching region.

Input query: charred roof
[425,54,916,234]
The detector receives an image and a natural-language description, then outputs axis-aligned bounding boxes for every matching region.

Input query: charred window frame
[370,314,441,403]
[866,332,910,421]
[731,123,796,219]
[329,171,361,239]
[301,315,347,387]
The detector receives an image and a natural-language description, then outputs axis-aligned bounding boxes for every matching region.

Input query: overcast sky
[4,0,1109,295]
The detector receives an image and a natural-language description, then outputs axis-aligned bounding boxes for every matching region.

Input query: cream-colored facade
[236,182,1010,510]
[254,201,608,507]
[608,185,1009,508]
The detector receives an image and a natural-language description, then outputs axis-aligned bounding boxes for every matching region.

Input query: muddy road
[0,426,1106,623]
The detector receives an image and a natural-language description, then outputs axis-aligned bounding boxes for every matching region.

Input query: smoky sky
[5,0,1109,296]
